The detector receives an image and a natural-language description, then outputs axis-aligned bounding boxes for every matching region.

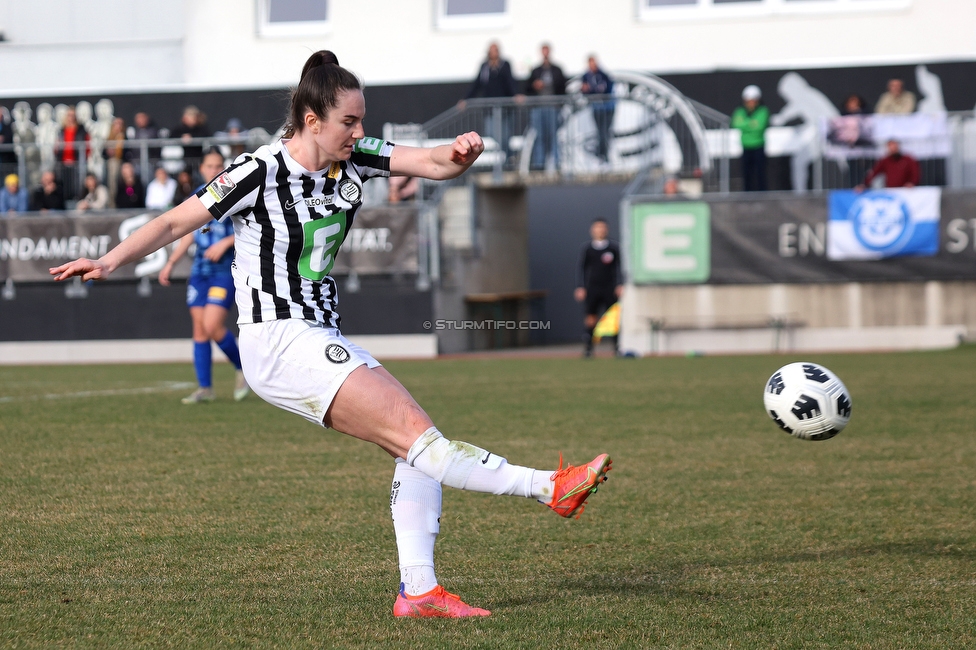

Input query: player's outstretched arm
[50,197,214,282]
[390,132,484,181]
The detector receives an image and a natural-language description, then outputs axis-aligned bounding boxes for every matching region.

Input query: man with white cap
[731,84,770,192]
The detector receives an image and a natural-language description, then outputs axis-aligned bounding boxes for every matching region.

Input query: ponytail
[283,50,361,138]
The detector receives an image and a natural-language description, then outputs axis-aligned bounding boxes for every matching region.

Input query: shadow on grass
[491,539,976,605]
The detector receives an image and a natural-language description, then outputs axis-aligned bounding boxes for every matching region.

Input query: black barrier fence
[627,190,976,285]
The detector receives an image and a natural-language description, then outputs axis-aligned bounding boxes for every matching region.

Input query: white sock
[407,427,554,500]
[390,458,441,596]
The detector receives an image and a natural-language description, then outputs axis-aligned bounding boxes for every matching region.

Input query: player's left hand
[450,132,484,166]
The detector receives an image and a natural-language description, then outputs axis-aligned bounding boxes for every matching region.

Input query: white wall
[184,0,976,88]
[0,0,973,95]
[0,0,184,93]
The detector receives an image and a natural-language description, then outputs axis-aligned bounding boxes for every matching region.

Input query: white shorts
[238,319,381,427]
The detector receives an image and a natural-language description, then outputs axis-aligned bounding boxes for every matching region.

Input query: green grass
[2,347,976,648]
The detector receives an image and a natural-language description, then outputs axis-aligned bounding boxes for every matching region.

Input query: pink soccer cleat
[393,583,491,618]
[547,453,612,519]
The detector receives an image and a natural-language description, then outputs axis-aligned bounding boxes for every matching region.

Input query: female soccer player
[158,148,249,404]
[51,51,611,618]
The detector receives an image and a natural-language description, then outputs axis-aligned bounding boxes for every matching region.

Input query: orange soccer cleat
[393,583,491,618]
[547,453,612,519]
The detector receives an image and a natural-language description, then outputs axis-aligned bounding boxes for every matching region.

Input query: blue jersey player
[159,148,248,403]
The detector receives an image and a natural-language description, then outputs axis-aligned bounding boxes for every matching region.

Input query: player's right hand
[49,258,109,282]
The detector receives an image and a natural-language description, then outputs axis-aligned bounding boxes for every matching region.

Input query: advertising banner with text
[0,206,419,282]
[631,191,976,285]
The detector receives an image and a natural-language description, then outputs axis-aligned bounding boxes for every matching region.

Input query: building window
[435,0,510,30]
[639,0,911,20]
[257,0,330,37]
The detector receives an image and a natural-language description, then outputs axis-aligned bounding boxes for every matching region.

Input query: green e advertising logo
[630,202,710,283]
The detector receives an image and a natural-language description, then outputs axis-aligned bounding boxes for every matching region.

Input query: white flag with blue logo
[827,188,941,261]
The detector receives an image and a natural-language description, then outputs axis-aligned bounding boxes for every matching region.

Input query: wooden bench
[647,316,805,355]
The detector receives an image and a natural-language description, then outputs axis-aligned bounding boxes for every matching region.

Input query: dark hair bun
[301,50,340,81]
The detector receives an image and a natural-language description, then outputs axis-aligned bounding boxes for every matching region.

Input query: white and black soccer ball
[763,362,852,441]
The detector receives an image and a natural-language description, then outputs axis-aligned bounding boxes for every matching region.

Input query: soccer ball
[763,362,852,441]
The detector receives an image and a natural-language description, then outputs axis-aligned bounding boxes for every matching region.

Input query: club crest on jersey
[601,251,615,264]
[338,179,362,204]
[206,173,236,203]
[325,344,350,364]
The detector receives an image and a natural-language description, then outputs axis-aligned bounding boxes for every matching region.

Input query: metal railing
[411,71,735,194]
[0,131,274,203]
[396,82,976,197]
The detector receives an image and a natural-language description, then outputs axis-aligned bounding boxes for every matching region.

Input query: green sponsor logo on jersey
[354,137,384,155]
[299,211,347,280]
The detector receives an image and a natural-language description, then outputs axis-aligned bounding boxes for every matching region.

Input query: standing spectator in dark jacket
[580,55,615,164]
[115,161,145,209]
[128,111,162,160]
[0,106,17,177]
[173,105,210,170]
[31,171,66,211]
[857,140,920,190]
[459,42,520,159]
[525,43,567,171]
[841,94,869,116]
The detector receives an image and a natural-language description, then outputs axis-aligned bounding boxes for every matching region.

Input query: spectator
[731,85,770,192]
[0,106,16,177]
[115,161,145,209]
[0,173,28,213]
[875,78,916,115]
[460,42,520,158]
[580,55,615,164]
[75,172,109,211]
[31,170,66,211]
[388,175,419,203]
[128,111,160,140]
[172,168,195,205]
[215,117,246,159]
[58,106,89,198]
[128,111,162,159]
[857,139,920,190]
[841,94,869,116]
[145,165,177,210]
[663,176,682,197]
[173,105,210,166]
[104,116,130,207]
[525,43,567,172]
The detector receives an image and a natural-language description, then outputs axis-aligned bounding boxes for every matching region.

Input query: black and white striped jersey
[196,137,392,327]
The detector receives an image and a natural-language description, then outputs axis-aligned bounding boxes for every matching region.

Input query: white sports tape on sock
[407,428,536,496]
[407,428,501,490]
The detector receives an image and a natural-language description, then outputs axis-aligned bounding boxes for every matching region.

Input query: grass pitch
[2,347,976,648]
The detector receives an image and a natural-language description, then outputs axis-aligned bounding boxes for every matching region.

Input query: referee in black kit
[574,217,623,357]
